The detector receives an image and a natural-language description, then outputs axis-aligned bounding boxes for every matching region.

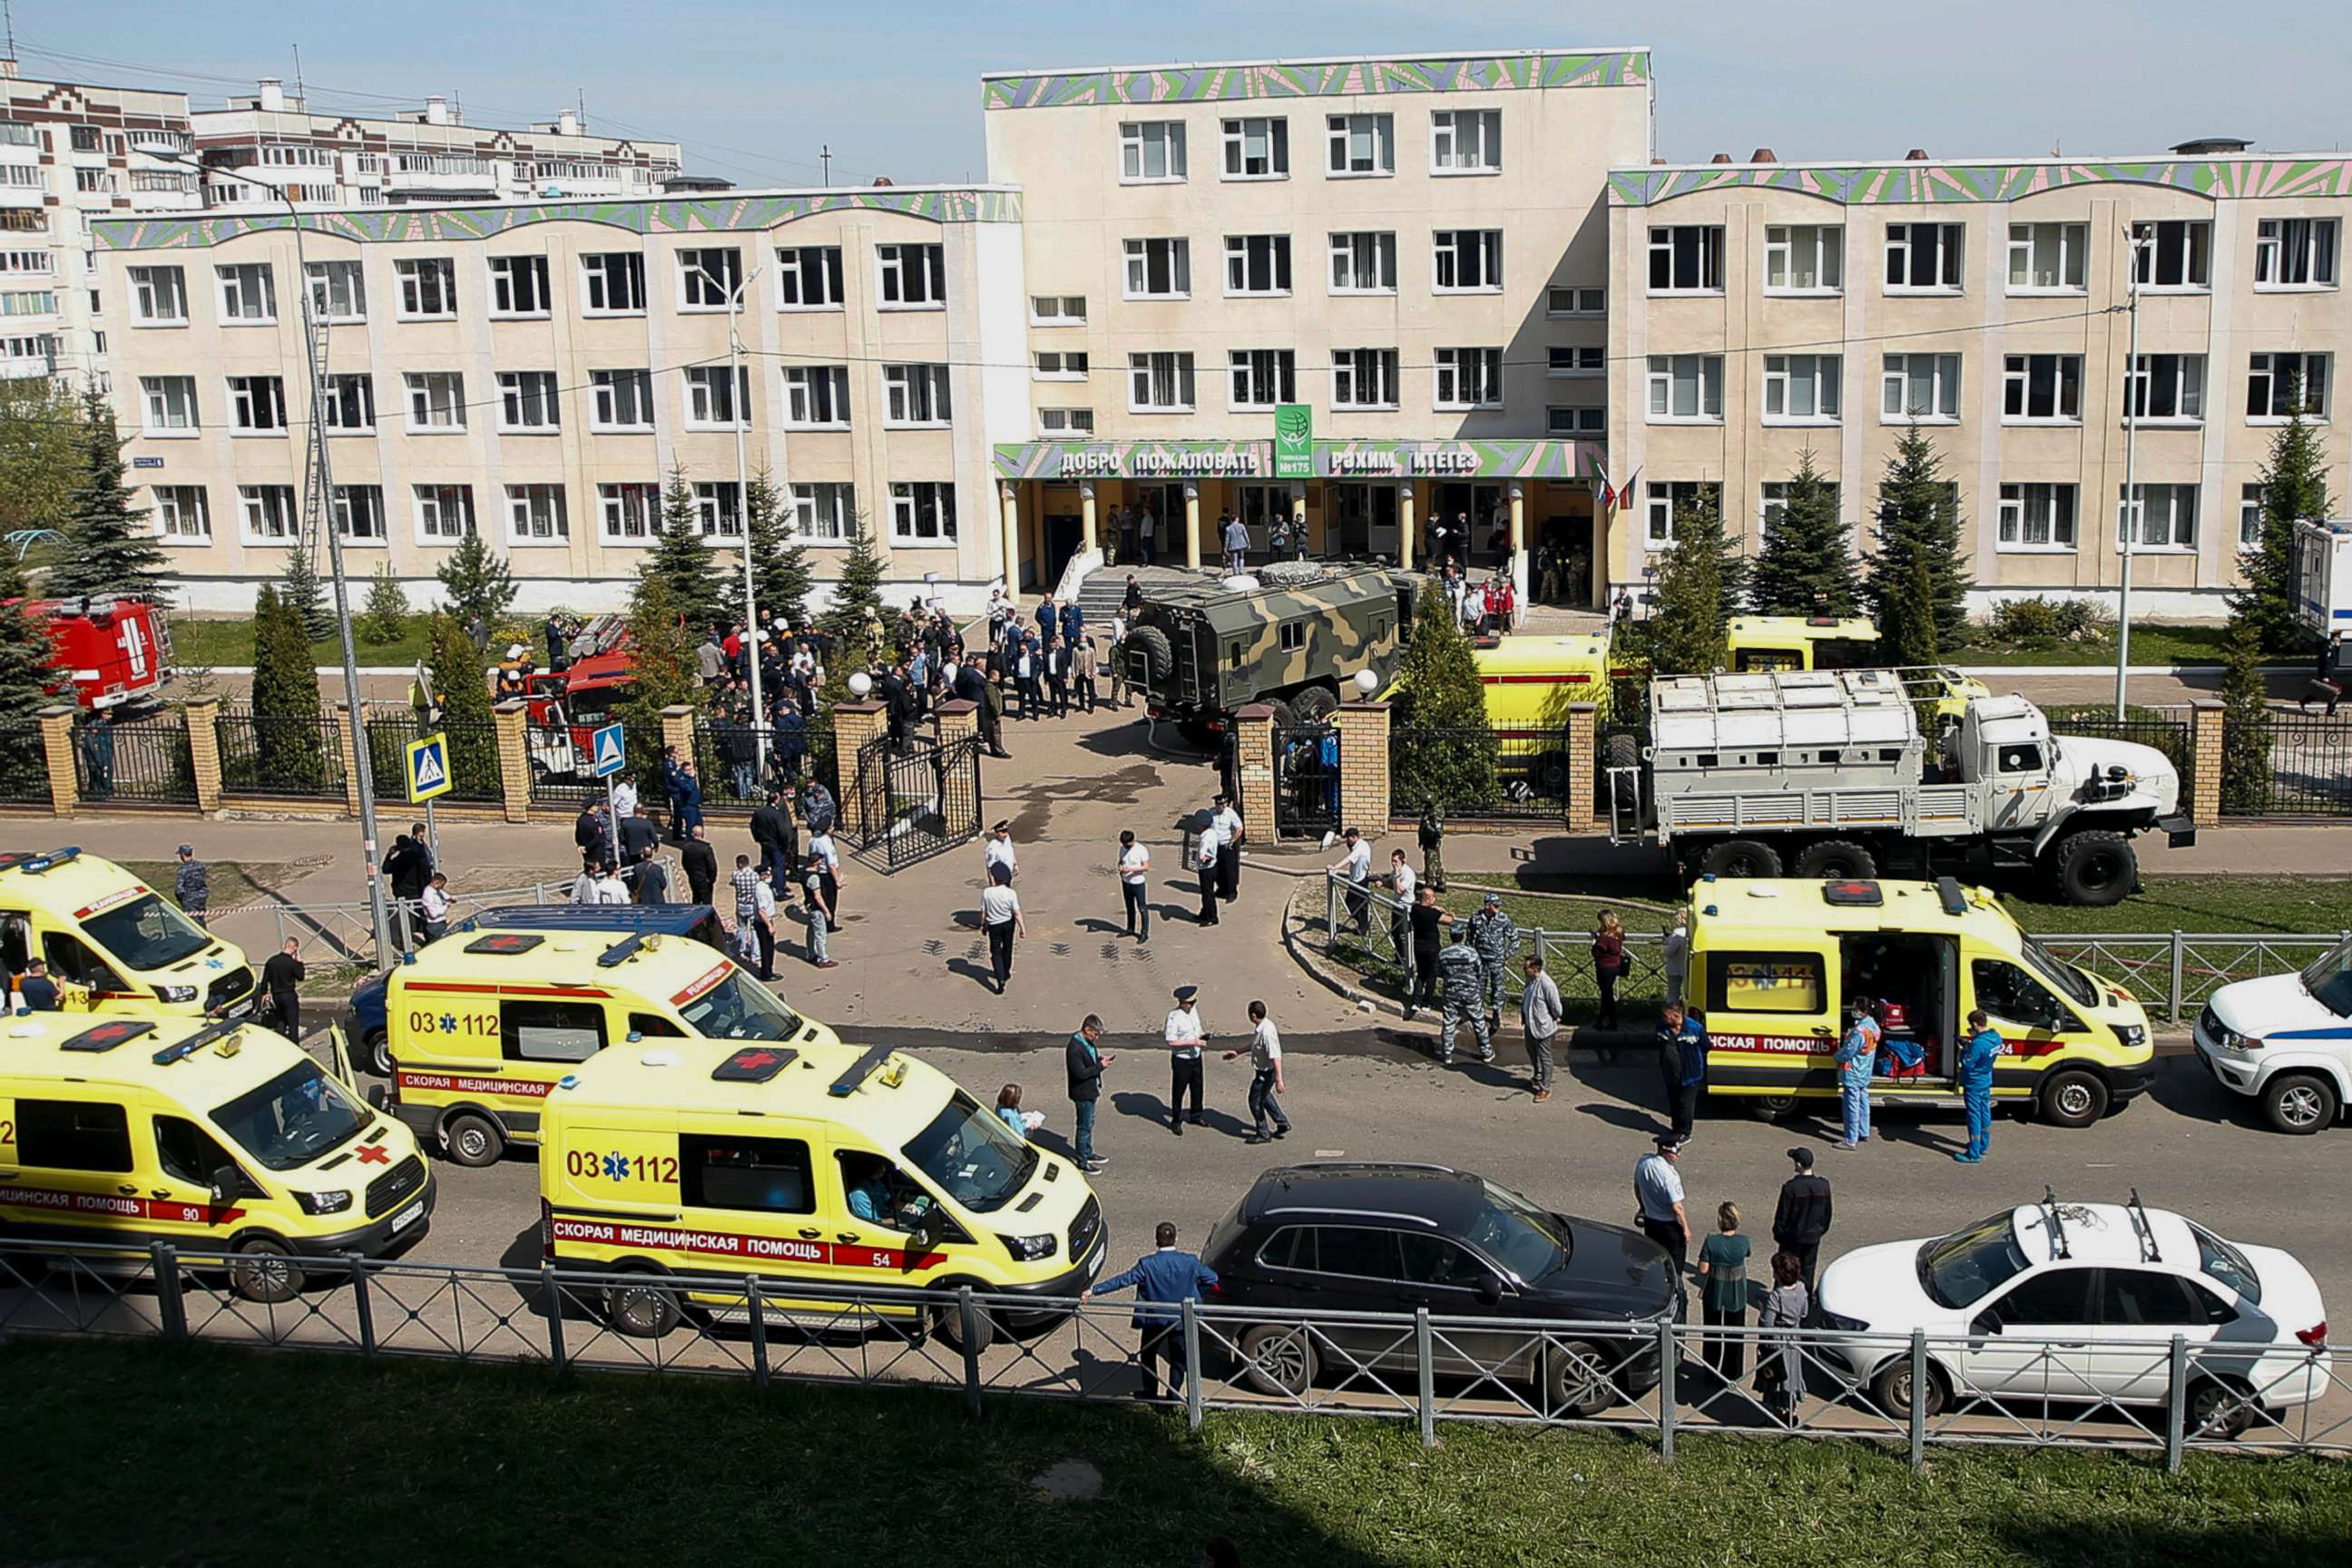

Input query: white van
[2194,938,2352,1133]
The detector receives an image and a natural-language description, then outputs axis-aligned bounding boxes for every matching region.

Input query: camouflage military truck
[1126,562,1413,735]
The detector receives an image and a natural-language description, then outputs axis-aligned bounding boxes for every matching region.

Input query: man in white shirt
[1386,848,1417,985]
[592,863,632,906]
[745,865,779,979]
[1210,791,1245,904]
[419,873,451,942]
[983,821,1018,884]
[1223,999,1290,1143]
[978,864,1024,994]
[1328,826,1373,935]
[1164,985,1205,1133]
[610,778,638,819]
[1116,829,1151,940]
[1192,821,1223,926]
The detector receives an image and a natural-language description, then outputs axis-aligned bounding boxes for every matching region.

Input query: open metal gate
[851,733,983,871]
[1273,723,1340,838]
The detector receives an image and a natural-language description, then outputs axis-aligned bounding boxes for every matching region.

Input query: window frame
[682,364,752,429]
[393,257,457,320]
[1643,481,1711,550]
[1648,224,1725,295]
[499,998,606,1063]
[152,484,211,541]
[1644,354,1725,424]
[789,481,855,544]
[2254,216,2339,291]
[1432,228,1504,294]
[1029,294,1086,326]
[880,363,952,427]
[589,368,656,433]
[331,484,386,544]
[302,259,367,323]
[1220,115,1289,181]
[2122,352,2206,425]
[888,481,959,546]
[1760,353,1843,426]
[1429,108,1501,175]
[226,374,288,434]
[2116,482,2200,554]
[1762,224,1844,295]
[775,244,845,311]
[1031,350,1089,382]
[1227,348,1296,411]
[1122,237,1191,300]
[495,369,562,434]
[677,246,745,312]
[875,241,946,310]
[782,364,852,428]
[486,253,553,318]
[129,264,188,325]
[1880,352,1963,424]
[1325,113,1395,178]
[1884,221,1964,294]
[1546,345,1605,379]
[1126,350,1198,414]
[1328,230,1398,295]
[1996,480,2080,554]
[2005,220,2089,295]
[413,483,477,544]
[1223,233,1293,298]
[1332,348,1400,411]
[693,481,745,539]
[139,374,199,436]
[319,372,376,433]
[1545,405,1606,437]
[597,481,661,544]
[579,251,647,315]
[1545,285,1606,317]
[403,370,468,433]
[1117,120,1187,184]
[505,483,570,544]
[2130,219,2211,292]
[236,484,299,544]
[2001,353,2085,426]
[2247,350,2330,423]
[1432,346,1504,412]
[214,262,277,324]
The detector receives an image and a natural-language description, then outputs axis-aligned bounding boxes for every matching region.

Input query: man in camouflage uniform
[1435,929,1493,1066]
[1465,891,1519,1035]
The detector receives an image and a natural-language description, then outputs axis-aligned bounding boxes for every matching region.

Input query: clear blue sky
[23,1,2349,188]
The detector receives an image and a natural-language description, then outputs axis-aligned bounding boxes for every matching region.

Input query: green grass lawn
[5,1338,2347,1568]
[122,858,280,915]
[1949,624,2304,668]
[172,613,438,670]
[2004,877,2352,936]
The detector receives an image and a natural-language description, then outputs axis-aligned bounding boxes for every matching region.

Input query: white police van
[2194,936,2352,1134]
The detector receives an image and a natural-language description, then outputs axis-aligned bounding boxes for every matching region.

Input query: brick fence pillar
[659,704,697,775]
[1564,701,1598,834]
[2188,698,2223,828]
[933,697,979,750]
[181,694,223,815]
[1230,702,1278,838]
[493,701,533,824]
[1333,700,1391,832]
[36,704,76,818]
[829,701,889,843]
[332,702,366,818]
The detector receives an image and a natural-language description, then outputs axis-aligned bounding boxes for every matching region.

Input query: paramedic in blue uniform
[1955,1008,2004,1163]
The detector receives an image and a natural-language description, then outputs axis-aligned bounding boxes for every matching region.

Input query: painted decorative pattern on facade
[984,50,1649,110]
[93,189,1024,250]
[1609,157,2352,208]
[995,438,1603,482]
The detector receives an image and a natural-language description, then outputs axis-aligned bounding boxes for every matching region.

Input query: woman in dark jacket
[1592,910,1627,1030]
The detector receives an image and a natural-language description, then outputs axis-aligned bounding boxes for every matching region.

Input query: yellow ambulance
[0,848,254,1018]
[380,925,840,1167]
[539,1038,1108,1348]
[1687,876,2154,1127]
[0,1013,433,1300]
[1723,616,1881,673]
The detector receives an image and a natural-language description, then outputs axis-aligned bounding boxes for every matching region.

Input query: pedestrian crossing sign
[405,732,453,804]
[590,721,627,779]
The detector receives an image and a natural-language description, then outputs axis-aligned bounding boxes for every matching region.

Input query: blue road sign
[405,732,453,804]
[590,722,627,779]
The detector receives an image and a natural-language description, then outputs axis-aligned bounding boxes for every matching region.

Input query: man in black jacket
[1065,1014,1113,1175]
[750,789,796,888]
[573,802,611,872]
[1771,1146,1834,1294]
[681,823,720,907]
[261,937,306,1042]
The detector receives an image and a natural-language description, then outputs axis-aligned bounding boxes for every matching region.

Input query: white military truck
[1606,669,2195,905]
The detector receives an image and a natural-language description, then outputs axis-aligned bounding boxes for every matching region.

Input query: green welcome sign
[1273,403,1313,479]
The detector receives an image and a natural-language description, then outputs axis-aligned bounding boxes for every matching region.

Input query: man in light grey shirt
[1520,954,1564,1102]
[1633,1133,1690,1283]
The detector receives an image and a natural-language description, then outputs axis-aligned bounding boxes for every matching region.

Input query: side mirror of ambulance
[210,1165,242,1206]
[365,1084,388,1112]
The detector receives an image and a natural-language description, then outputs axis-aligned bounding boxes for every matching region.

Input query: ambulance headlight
[2113,1024,2147,1050]
[153,984,198,1004]
[299,1190,354,1215]
[997,1232,1058,1262]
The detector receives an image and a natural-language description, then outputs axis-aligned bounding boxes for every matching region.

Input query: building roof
[983,47,1651,110]
[1611,152,2352,207]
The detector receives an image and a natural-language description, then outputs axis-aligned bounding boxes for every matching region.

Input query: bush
[1983,595,2115,650]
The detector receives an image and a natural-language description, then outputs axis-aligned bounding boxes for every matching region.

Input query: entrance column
[1289,481,1308,557]
[1507,481,1528,618]
[998,482,1022,602]
[1592,485,1612,609]
[1079,481,1099,558]
[1183,483,1202,571]
[1396,480,1416,572]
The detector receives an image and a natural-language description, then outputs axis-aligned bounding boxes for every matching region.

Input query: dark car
[1200,1162,1679,1416]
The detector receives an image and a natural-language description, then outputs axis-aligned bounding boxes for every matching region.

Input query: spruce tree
[1865,424,1968,658]
[1647,485,1734,675]
[278,540,333,642]
[427,612,501,797]
[0,546,59,799]
[433,522,517,628]
[617,573,704,794]
[732,470,813,632]
[1749,448,1859,616]
[2232,391,2333,652]
[47,387,168,602]
[820,505,889,660]
[1389,581,1501,811]
[642,465,729,637]
[358,563,410,645]
[248,583,327,791]
[2218,619,2274,814]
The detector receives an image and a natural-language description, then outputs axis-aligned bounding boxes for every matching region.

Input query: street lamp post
[729,266,767,778]
[2115,228,2145,720]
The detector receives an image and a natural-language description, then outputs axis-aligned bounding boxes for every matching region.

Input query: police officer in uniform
[1434,929,1492,1066]
[1210,792,1244,903]
[1465,891,1518,1034]
[1164,985,1206,1132]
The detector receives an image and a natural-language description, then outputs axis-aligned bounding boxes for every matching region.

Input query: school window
[1703,950,1826,1014]
[683,365,751,427]
[1648,225,1724,293]
[1122,237,1191,299]
[1546,405,1606,436]
[1644,480,1714,547]
[2002,354,2083,424]
[2006,221,2088,292]
[1764,224,1844,293]
[1761,354,1842,423]
[1326,113,1394,176]
[2131,219,2211,289]
[890,481,957,544]
[1332,348,1400,410]
[681,1134,815,1214]
[317,373,375,432]
[678,246,744,309]
[227,375,288,432]
[2239,483,2267,546]
[404,371,467,430]
[591,368,655,431]
[1758,479,1838,539]
[1128,350,1197,412]
[15,1099,131,1172]
[1546,345,1604,378]
[414,484,476,542]
[1432,229,1503,292]
[152,485,211,539]
[1429,108,1501,173]
[1221,115,1289,179]
[694,481,745,538]
[2118,482,2199,551]
[882,363,951,426]
[487,253,552,317]
[1225,234,1292,296]
[330,485,386,542]
[215,262,276,322]
[238,485,299,541]
[876,242,946,308]
[1033,350,1089,381]
[1884,222,1963,292]
[2254,217,2338,289]
[580,251,646,314]
[129,264,187,323]
[1038,407,1094,436]
[1546,285,1606,316]
[500,998,605,1063]
[2123,353,2205,422]
[1228,348,1296,410]
[2247,351,2330,420]
[1328,230,1397,294]
[1030,294,1086,325]
[497,370,561,431]
[1881,352,1962,422]
[1118,120,1187,182]
[598,482,660,542]
[1645,355,1723,423]
[783,365,851,427]
[506,484,569,543]
[302,260,366,322]
[140,375,198,433]
[395,257,457,318]
[790,481,855,542]
[1997,481,2078,552]
[1433,347,1504,410]
[776,244,844,309]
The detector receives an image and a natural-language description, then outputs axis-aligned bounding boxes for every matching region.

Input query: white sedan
[2195,938,2352,1133]
[1815,1197,2328,1436]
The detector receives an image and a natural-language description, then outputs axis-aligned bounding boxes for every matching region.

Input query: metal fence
[1273,723,1339,838]
[525,724,603,808]
[1318,872,2343,1023]
[0,1239,2342,1467]
[364,713,504,806]
[849,732,982,872]
[1392,725,1573,822]
[74,711,196,806]
[691,716,834,815]
[213,707,348,800]
[2227,710,2352,819]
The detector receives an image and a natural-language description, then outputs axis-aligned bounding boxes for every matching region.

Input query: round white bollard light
[1353,669,1380,697]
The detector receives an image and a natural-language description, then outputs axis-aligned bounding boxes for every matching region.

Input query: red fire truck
[516,615,636,779]
[22,593,173,715]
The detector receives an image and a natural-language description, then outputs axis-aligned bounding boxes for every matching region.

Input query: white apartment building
[191,81,683,211]
[1608,145,2352,615]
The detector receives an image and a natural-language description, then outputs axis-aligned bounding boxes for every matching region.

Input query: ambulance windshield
[904,1090,1037,1214]
[679,973,803,1040]
[211,1060,370,1171]
[83,893,212,972]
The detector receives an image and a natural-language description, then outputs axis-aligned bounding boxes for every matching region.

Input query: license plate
[390,1200,425,1234]
[222,997,253,1020]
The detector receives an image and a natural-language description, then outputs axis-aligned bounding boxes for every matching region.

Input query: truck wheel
[1130,625,1173,681]
[1604,733,1642,770]
[2038,1068,2110,1129]
[1698,839,1783,879]
[2262,1073,2339,1135]
[1793,840,1876,879]
[1264,698,1298,731]
[442,1112,505,1168]
[2046,830,2135,907]
[1289,684,1338,723]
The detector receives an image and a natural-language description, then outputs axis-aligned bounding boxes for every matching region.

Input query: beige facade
[1608,154,2352,615]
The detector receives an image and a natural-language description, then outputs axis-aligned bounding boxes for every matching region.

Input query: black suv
[1200,1163,1679,1415]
